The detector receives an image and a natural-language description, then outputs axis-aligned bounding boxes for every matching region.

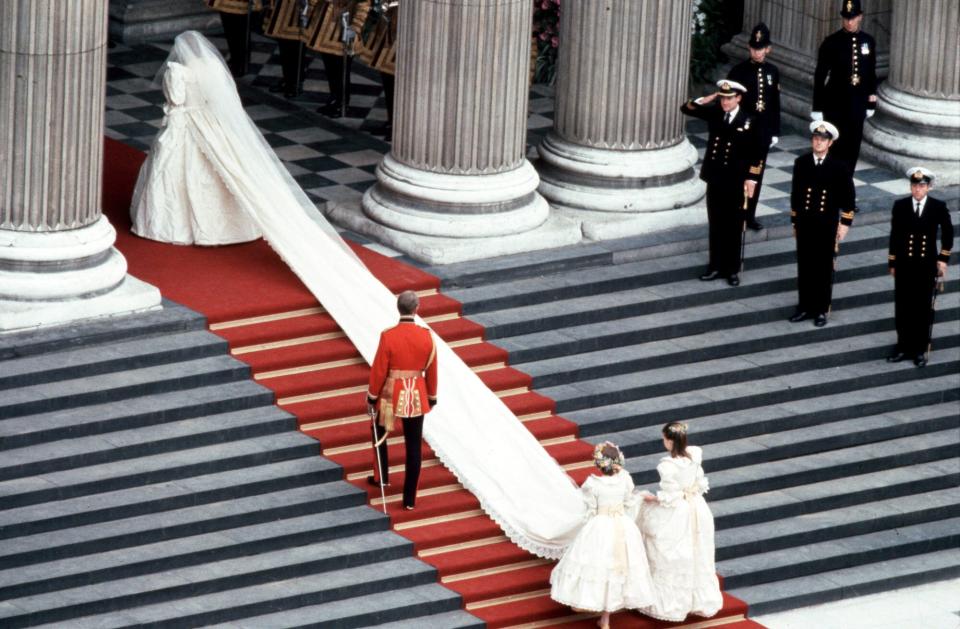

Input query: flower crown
[665,422,689,437]
[593,441,625,473]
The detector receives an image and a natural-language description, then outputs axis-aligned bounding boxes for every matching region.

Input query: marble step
[0,379,275,450]
[0,483,366,570]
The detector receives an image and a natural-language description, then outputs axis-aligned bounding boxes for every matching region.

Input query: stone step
[0,505,386,600]
[0,380,275,450]
[0,330,227,391]
[0,430,320,510]
[715,488,960,562]
[0,300,205,362]
[0,455,343,539]
[0,482,366,570]
[0,355,253,420]
[566,355,960,438]
[356,609,483,629]
[727,548,960,616]
[0,531,419,626]
[16,561,450,629]
[0,406,297,481]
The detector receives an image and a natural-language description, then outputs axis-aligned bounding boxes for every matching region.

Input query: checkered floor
[105,30,917,256]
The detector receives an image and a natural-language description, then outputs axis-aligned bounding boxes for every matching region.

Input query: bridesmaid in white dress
[130,44,261,245]
[637,422,723,622]
[550,442,654,629]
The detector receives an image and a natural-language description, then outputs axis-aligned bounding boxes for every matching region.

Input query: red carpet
[103,137,763,628]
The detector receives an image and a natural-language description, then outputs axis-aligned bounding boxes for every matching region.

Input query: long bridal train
[131,31,587,558]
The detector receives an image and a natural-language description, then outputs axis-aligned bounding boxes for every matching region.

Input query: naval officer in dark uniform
[727,22,781,232]
[812,0,878,175]
[789,121,856,328]
[681,80,765,286]
[886,168,954,368]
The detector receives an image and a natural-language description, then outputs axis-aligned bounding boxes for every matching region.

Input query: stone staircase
[0,303,479,628]
[435,217,960,617]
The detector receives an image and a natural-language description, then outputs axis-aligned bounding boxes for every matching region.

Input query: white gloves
[770,136,779,148]
[811,111,824,121]
[866,110,875,118]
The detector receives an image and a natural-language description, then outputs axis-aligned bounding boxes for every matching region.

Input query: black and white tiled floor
[105,29,928,258]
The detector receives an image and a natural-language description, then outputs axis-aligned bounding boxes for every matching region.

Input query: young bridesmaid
[550,442,654,628]
[637,422,723,621]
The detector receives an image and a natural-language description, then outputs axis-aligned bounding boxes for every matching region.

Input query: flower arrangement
[593,441,625,474]
[532,0,560,84]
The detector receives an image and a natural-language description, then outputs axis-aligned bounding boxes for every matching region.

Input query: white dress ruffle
[550,471,655,612]
[637,446,723,622]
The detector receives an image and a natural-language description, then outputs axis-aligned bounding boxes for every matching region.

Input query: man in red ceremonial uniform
[367,290,438,510]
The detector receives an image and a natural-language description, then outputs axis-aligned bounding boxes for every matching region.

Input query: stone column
[331,0,581,264]
[536,0,704,240]
[862,1,960,185]
[722,0,890,132]
[0,0,160,332]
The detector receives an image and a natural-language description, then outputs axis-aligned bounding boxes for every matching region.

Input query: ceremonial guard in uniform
[367,291,438,510]
[304,0,371,117]
[681,80,765,286]
[812,0,878,175]
[886,168,954,368]
[789,121,855,328]
[358,0,397,138]
[206,0,263,77]
[262,0,311,97]
[727,23,781,232]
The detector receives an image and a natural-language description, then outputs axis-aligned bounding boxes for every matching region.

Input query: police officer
[812,0,878,175]
[367,291,438,510]
[886,168,954,368]
[727,22,781,232]
[789,121,856,328]
[681,80,765,286]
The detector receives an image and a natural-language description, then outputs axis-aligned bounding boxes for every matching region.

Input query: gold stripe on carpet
[423,312,459,323]
[418,535,508,558]
[497,387,530,398]
[255,357,366,380]
[210,306,325,330]
[394,508,485,531]
[299,414,367,432]
[446,337,483,348]
[278,384,366,405]
[443,559,551,584]
[345,459,442,480]
[371,483,462,506]
[466,588,551,611]
[415,288,438,297]
[231,331,344,355]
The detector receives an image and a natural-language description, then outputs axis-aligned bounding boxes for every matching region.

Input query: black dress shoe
[747,219,763,231]
[269,80,288,93]
[813,313,827,327]
[727,274,740,286]
[886,351,906,363]
[403,505,415,511]
[789,310,809,323]
[914,355,928,368]
[700,270,720,281]
[366,475,390,487]
[318,99,345,117]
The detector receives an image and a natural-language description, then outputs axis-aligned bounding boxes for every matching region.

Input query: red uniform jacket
[367,317,437,417]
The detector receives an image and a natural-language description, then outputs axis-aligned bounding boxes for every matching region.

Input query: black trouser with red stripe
[371,415,424,508]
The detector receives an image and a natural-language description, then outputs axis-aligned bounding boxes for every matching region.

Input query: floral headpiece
[664,422,689,438]
[593,441,625,474]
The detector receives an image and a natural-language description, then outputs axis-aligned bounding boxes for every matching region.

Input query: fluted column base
[536,132,705,239]
[862,84,960,186]
[0,217,161,332]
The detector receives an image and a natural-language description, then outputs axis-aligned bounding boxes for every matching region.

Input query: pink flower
[551,35,559,47]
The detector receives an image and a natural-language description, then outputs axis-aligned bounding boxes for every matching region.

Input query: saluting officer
[681,80,765,287]
[812,0,878,175]
[727,22,781,232]
[886,168,954,368]
[789,121,856,328]
[367,290,438,511]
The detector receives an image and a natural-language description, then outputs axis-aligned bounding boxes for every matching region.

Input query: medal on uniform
[861,43,870,55]
[756,102,765,112]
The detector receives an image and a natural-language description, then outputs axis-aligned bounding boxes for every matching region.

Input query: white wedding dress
[637,446,723,621]
[550,470,654,612]
[130,60,261,245]
[133,32,588,558]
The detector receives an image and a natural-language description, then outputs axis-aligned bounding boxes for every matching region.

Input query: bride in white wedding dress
[133,31,588,558]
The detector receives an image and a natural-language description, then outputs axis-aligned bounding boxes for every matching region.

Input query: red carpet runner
[103,137,764,628]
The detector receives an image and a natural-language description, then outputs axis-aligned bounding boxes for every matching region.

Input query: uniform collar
[726,105,740,121]
[399,315,416,323]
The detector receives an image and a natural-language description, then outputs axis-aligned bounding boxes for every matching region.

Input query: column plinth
[862,1,960,185]
[535,0,705,240]
[0,0,160,333]
[330,0,580,264]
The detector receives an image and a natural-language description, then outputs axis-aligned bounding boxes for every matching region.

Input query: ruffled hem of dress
[638,581,723,622]
[426,433,569,559]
